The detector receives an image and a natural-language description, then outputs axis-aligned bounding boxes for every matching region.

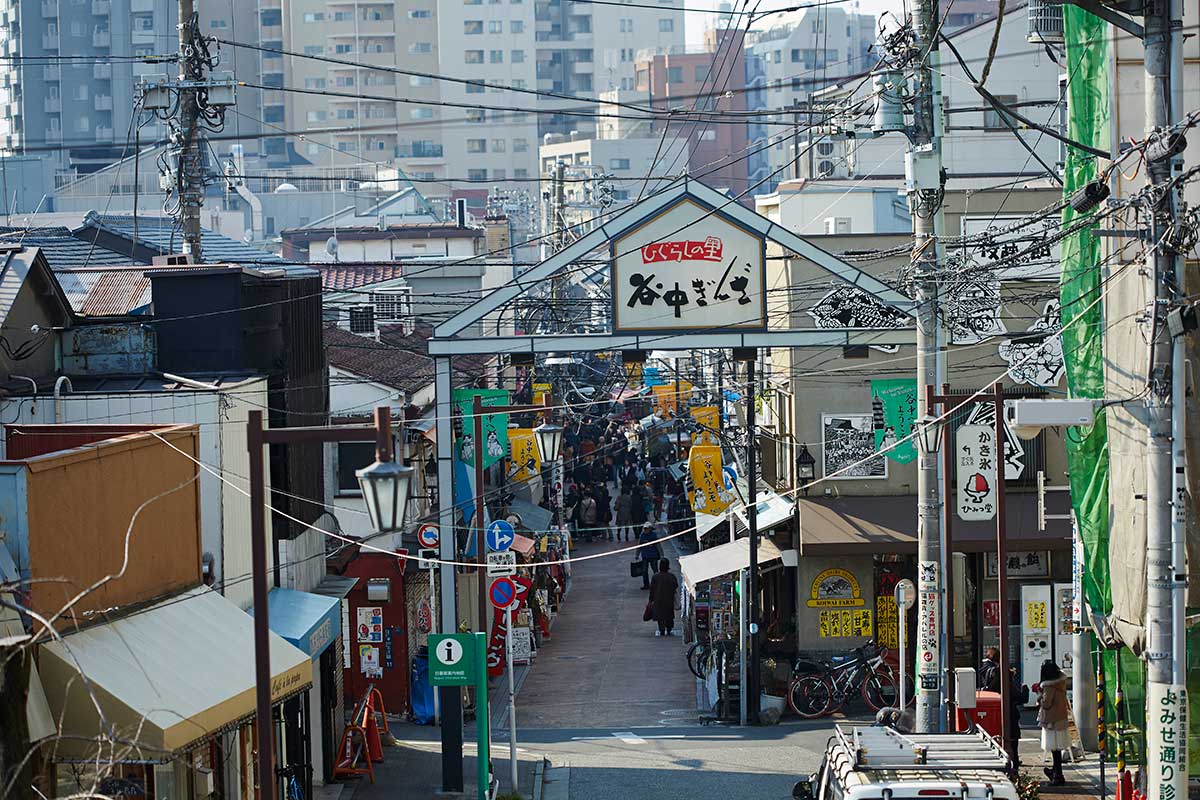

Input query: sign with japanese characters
[357,606,383,643]
[870,379,918,464]
[690,405,719,445]
[917,560,939,686]
[986,550,1050,578]
[1148,683,1188,800]
[452,388,510,470]
[611,198,766,333]
[507,428,540,482]
[956,424,997,521]
[689,444,733,515]
[818,608,873,638]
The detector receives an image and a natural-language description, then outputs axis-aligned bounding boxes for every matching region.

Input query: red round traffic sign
[416,523,440,549]
[489,577,517,609]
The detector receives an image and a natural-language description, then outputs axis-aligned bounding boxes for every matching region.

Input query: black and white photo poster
[822,413,888,479]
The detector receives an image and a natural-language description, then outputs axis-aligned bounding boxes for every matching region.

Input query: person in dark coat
[980,646,1024,767]
[630,484,649,527]
[648,558,679,636]
[637,522,661,589]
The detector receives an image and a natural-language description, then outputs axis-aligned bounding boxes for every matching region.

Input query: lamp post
[247,406,410,799]
[533,417,565,529]
[795,444,816,491]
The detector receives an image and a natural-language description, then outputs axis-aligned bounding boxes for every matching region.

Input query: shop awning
[733,489,795,533]
[511,533,536,557]
[796,493,1072,555]
[41,586,312,759]
[254,587,340,660]
[508,499,551,534]
[678,537,783,593]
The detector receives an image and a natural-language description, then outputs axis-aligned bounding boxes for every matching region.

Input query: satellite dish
[275,182,299,193]
[324,236,339,257]
[242,230,253,243]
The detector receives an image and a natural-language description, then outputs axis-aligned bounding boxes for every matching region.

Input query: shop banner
[486,576,533,676]
[508,428,540,482]
[689,445,732,515]
[870,378,918,464]
[532,382,552,407]
[453,388,510,470]
[651,384,680,417]
[690,405,719,445]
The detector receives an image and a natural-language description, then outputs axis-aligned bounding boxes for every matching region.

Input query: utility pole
[1143,0,1188,797]
[907,0,946,733]
[177,0,203,260]
[741,349,761,723]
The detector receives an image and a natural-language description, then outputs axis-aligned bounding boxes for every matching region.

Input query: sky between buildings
[686,0,909,46]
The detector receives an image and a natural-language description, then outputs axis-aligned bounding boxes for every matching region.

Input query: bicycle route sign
[429,633,476,686]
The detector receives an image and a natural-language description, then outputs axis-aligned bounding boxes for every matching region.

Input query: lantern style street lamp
[917,412,944,456]
[533,420,564,464]
[357,458,414,533]
[795,444,816,487]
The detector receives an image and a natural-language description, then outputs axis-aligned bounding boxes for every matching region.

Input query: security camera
[1004,399,1098,439]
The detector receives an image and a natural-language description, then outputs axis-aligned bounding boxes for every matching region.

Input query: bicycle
[787,640,899,719]
[687,631,738,680]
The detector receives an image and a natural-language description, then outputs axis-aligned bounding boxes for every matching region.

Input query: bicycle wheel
[861,671,899,711]
[687,643,708,679]
[788,674,834,718]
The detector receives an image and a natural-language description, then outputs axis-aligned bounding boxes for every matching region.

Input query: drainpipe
[10,375,37,417]
[53,375,72,423]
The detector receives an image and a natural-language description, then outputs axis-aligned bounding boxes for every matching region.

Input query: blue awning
[253,588,341,660]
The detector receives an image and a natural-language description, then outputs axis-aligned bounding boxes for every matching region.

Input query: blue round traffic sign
[489,577,516,609]
[485,519,516,552]
[416,523,440,549]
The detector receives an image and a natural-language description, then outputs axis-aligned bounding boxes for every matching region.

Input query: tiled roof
[318,263,406,292]
[0,227,133,269]
[78,214,288,265]
[325,321,492,395]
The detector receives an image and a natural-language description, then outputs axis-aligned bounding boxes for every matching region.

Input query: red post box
[955,690,1004,739]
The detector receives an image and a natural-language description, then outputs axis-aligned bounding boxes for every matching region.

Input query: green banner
[1060,5,1111,618]
[453,388,510,470]
[871,379,917,464]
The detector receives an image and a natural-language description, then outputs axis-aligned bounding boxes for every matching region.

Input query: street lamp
[533,420,564,464]
[917,412,944,456]
[357,458,414,533]
[795,444,816,487]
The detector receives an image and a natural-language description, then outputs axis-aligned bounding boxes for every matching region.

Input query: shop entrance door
[318,647,338,784]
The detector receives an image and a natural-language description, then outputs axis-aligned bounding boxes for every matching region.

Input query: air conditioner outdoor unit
[823,216,851,235]
[348,305,377,338]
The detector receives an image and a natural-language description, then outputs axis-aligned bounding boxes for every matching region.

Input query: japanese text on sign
[612,198,766,333]
[1148,683,1189,800]
[876,594,899,650]
[956,424,997,521]
[818,609,873,638]
[916,560,939,677]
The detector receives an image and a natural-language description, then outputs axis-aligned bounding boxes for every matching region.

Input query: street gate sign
[486,551,517,577]
[956,424,998,521]
[429,633,476,686]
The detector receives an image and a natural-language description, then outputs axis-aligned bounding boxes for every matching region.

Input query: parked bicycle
[687,631,738,680]
[787,640,899,719]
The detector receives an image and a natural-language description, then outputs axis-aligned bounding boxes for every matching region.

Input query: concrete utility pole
[908,0,946,733]
[177,0,203,260]
[1143,0,1188,797]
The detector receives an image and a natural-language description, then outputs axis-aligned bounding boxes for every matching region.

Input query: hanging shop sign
[956,424,997,521]
[964,402,1025,479]
[532,383,552,406]
[806,567,865,608]
[690,405,719,445]
[452,388,511,470]
[688,444,733,515]
[611,197,766,333]
[985,550,1050,578]
[511,627,533,664]
[508,428,541,482]
[870,379,918,464]
[652,385,679,417]
[916,560,939,688]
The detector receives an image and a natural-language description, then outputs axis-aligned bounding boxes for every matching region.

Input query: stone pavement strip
[513,536,696,729]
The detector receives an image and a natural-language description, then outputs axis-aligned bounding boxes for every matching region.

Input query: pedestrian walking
[1035,660,1069,786]
[579,491,598,541]
[615,488,633,541]
[648,558,680,637]
[637,523,661,590]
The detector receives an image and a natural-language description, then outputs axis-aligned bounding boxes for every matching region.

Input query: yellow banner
[532,382,552,407]
[652,385,678,417]
[690,405,719,445]
[508,428,540,482]
[689,445,732,515]
[623,362,644,384]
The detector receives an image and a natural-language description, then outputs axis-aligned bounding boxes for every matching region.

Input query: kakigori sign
[611,198,767,333]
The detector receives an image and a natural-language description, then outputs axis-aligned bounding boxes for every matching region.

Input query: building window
[468,168,487,181]
[493,168,506,179]
[371,288,412,321]
[658,18,673,32]
[409,42,432,54]
[260,9,282,26]
[409,9,432,18]
[489,49,503,63]
[694,64,710,82]
[511,49,525,63]
[619,18,632,32]
[334,43,352,54]
[464,19,483,34]
[307,110,327,122]
[512,138,528,152]
[511,20,524,33]
[465,49,484,63]
[791,48,800,62]
[610,157,630,170]
[335,108,355,119]
[467,138,487,153]
[489,20,503,33]
[304,45,324,55]
[337,441,375,493]
[410,75,432,87]
[302,12,324,22]
[411,108,434,119]
[209,19,228,28]
[466,80,484,93]
[491,138,506,152]
[512,79,526,89]
[666,66,682,83]
[467,109,485,123]
[304,77,327,89]
[514,168,528,178]
[984,95,1020,130]
[335,75,355,87]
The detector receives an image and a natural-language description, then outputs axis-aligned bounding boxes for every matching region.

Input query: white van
[793,725,1020,800]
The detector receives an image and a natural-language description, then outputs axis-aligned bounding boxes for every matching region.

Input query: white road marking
[612,731,647,744]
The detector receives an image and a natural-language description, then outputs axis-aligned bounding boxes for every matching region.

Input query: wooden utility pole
[177,0,203,259]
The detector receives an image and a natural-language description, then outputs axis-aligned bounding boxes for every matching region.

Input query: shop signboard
[611,197,766,334]
[870,378,918,464]
[511,627,533,664]
[956,424,997,521]
[985,550,1049,578]
[806,567,866,608]
[359,644,381,678]
[689,444,732,515]
[690,405,719,445]
[508,428,540,482]
[452,388,510,470]
[916,560,939,689]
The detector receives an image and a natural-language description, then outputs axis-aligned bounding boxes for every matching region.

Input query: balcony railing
[93,62,111,80]
[43,64,61,81]
[94,94,112,111]
[92,0,110,15]
[41,32,58,50]
[395,143,443,158]
[41,0,56,18]
[95,125,114,141]
[44,96,60,113]
[92,29,110,48]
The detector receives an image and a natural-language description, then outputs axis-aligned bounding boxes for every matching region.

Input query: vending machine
[1019,584,1052,707]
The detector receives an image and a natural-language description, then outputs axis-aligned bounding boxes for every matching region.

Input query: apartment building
[0,1,256,176]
